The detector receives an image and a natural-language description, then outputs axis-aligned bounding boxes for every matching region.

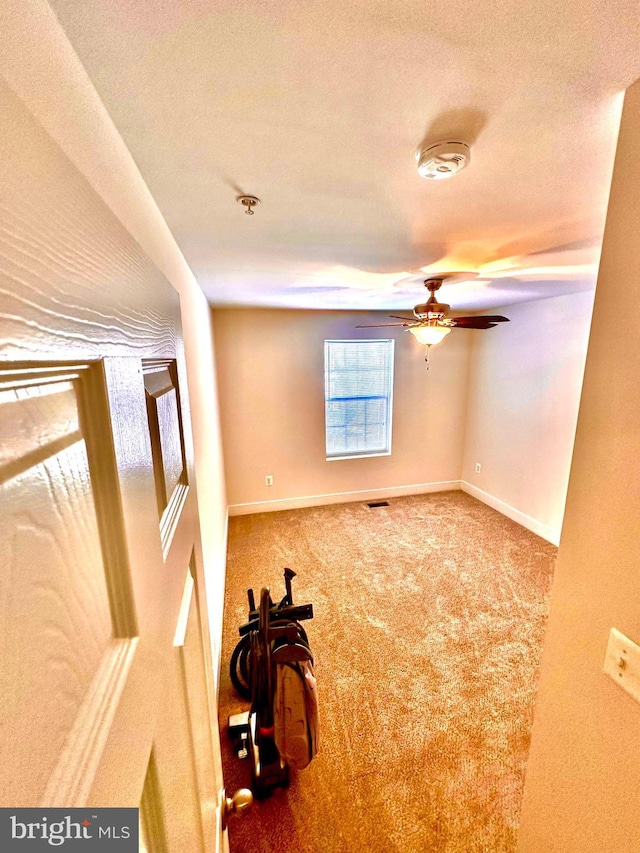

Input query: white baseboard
[228,480,461,516]
[461,481,560,546]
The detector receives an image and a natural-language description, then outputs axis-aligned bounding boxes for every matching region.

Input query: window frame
[324,338,395,461]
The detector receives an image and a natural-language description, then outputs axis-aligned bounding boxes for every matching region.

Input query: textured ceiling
[49,0,640,311]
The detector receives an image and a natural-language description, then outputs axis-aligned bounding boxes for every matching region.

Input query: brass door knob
[221,788,253,829]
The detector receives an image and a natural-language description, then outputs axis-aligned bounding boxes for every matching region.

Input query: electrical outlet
[265,475,273,486]
[475,462,481,473]
[604,627,640,705]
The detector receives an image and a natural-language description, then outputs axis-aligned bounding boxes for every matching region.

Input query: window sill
[326,450,391,462]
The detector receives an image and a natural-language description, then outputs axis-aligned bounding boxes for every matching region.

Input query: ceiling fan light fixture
[409,325,452,346]
[415,141,470,180]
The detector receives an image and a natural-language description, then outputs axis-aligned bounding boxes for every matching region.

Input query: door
[0,81,227,852]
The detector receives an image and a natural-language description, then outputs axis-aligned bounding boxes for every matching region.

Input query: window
[324,339,395,460]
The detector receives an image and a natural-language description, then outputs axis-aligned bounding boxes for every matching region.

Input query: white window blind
[324,339,395,459]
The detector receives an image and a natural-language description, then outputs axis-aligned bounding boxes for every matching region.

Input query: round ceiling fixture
[236,195,261,215]
[415,140,470,180]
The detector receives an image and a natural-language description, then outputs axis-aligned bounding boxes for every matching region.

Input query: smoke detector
[415,140,470,180]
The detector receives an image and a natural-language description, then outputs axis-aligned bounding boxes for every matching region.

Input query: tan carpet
[218,491,556,853]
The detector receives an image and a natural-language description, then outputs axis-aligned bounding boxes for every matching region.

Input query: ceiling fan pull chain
[425,345,431,370]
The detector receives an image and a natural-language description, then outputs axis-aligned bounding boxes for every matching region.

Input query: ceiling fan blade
[355,322,411,328]
[451,317,498,329]
[388,315,416,321]
[453,315,510,323]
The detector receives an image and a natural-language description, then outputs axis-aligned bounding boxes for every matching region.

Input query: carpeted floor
[218,491,556,853]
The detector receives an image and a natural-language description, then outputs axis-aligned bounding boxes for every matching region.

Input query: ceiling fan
[356,272,509,366]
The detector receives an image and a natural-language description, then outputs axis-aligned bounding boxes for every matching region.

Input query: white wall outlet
[475,462,481,473]
[265,475,273,486]
[604,627,640,705]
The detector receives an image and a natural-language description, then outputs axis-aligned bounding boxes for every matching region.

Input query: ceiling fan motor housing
[415,140,470,180]
[413,301,449,319]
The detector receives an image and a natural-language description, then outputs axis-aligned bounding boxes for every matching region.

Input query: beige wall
[1,0,229,676]
[461,291,594,544]
[214,298,593,537]
[517,78,640,852]
[213,308,471,512]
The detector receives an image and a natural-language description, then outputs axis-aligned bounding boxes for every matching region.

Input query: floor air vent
[367,501,390,508]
